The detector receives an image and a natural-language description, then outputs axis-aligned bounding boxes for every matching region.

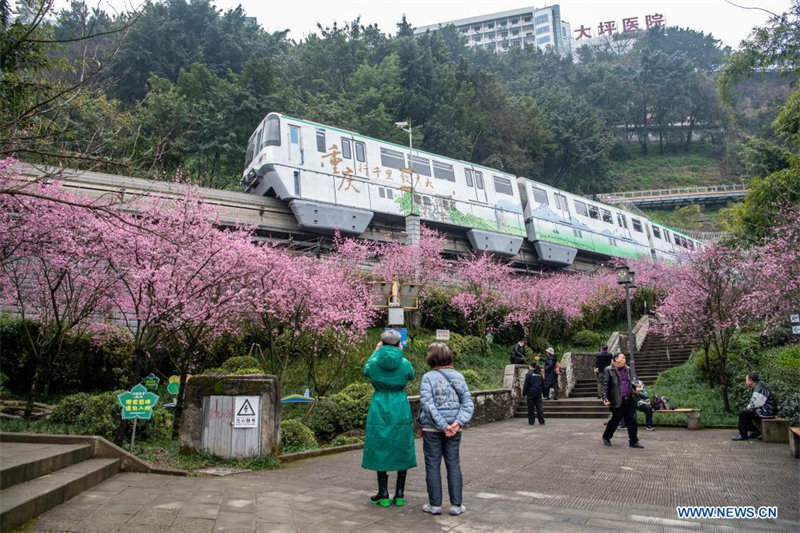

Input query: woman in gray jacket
[418,342,474,516]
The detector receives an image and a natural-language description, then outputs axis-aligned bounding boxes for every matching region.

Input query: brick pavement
[19,418,799,532]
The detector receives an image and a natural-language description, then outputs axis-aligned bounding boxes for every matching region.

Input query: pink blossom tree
[652,244,758,412]
[450,252,513,353]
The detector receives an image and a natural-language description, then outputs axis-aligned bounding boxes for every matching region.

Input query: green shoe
[370,495,390,507]
[393,496,405,507]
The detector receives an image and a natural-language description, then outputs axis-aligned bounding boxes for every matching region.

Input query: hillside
[607,152,724,191]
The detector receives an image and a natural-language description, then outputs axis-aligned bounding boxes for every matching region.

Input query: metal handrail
[597,183,748,202]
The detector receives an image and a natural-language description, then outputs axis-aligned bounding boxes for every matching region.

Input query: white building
[414,5,573,56]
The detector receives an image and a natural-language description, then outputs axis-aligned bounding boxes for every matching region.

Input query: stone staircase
[631,334,693,385]
[515,398,609,419]
[0,441,120,530]
[570,378,600,399]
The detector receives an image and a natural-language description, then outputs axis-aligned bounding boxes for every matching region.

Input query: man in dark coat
[510,339,527,365]
[542,347,559,400]
[732,372,778,441]
[594,345,612,399]
[601,352,643,448]
[522,363,545,425]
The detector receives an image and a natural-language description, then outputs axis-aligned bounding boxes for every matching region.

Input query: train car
[241,112,701,265]
[242,112,525,255]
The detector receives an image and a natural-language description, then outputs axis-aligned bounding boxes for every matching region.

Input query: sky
[63,0,793,49]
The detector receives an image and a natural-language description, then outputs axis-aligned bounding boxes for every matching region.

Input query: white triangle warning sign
[237,398,256,417]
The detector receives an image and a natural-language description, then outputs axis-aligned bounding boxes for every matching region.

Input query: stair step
[0,458,120,531]
[0,443,92,489]
[515,412,608,419]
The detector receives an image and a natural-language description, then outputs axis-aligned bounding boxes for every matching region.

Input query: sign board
[117,384,159,420]
[388,307,404,326]
[435,329,451,341]
[384,327,408,348]
[142,373,160,391]
[234,396,259,428]
[789,314,800,324]
[792,325,800,335]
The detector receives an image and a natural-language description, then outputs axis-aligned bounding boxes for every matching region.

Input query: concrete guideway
[16,418,799,532]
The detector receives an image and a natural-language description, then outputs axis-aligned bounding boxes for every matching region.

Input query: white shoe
[422,503,442,515]
[450,505,466,515]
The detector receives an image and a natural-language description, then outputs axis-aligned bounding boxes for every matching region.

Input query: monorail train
[241,112,700,266]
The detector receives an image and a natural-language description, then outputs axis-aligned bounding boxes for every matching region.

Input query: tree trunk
[704,345,713,389]
[718,372,731,413]
[170,363,188,440]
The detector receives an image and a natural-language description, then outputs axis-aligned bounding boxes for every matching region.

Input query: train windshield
[263,115,281,147]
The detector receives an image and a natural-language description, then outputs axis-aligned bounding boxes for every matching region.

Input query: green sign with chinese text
[117,384,159,420]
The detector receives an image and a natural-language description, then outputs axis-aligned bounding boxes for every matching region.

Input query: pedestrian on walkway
[594,345,612,399]
[619,379,654,431]
[361,329,417,507]
[418,342,474,517]
[542,347,559,400]
[732,372,777,441]
[510,339,527,365]
[601,352,643,448]
[522,363,545,425]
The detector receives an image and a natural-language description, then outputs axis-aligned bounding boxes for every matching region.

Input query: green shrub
[420,288,470,334]
[330,434,363,447]
[280,419,318,454]
[571,330,606,348]
[528,336,550,355]
[232,367,264,375]
[306,388,371,442]
[220,356,261,373]
[448,334,483,361]
[461,369,480,390]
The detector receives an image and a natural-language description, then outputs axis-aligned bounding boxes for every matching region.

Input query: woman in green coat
[362,329,417,507]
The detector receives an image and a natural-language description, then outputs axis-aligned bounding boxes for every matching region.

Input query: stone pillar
[686,410,702,430]
[180,374,281,457]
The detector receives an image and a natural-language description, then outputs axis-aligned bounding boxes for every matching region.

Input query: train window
[588,205,600,220]
[687,239,695,250]
[355,141,366,162]
[475,171,484,189]
[316,131,326,152]
[387,189,393,199]
[379,188,385,198]
[464,169,474,187]
[289,125,300,144]
[433,161,455,182]
[632,218,643,233]
[409,155,431,176]
[663,229,671,243]
[617,213,628,229]
[264,115,281,147]
[554,193,568,211]
[422,196,431,206]
[531,186,548,205]
[254,129,263,152]
[601,209,613,223]
[652,226,662,239]
[380,147,405,169]
[574,200,588,216]
[341,138,352,159]
[493,176,514,196]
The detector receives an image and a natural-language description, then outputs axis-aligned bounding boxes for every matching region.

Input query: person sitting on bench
[732,372,777,441]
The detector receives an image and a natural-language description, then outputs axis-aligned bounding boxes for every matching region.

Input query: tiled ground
[16,418,800,532]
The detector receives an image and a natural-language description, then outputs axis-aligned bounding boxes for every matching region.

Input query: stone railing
[617,315,650,354]
[563,352,599,397]
[408,386,515,430]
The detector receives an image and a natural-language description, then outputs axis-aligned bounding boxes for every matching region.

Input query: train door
[287,124,304,166]
[353,139,368,178]
[337,136,369,178]
[464,168,487,203]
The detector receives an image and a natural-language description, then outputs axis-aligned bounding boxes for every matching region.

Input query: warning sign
[234,396,259,428]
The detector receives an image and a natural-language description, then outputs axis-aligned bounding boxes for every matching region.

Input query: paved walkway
[20,418,799,532]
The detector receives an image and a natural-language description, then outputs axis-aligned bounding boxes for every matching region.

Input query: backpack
[652,396,665,410]
[555,362,563,375]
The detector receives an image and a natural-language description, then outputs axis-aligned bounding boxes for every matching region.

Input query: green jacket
[361,345,417,471]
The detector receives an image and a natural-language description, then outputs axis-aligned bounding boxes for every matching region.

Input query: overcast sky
[69,0,793,49]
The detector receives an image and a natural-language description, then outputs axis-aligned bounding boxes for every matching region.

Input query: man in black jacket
[733,372,778,441]
[542,348,559,400]
[601,352,643,448]
[522,363,545,425]
[594,345,612,399]
[510,339,527,365]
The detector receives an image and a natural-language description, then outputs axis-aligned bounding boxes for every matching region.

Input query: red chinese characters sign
[574,13,665,40]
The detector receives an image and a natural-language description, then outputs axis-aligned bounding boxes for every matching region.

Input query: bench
[757,417,789,444]
[790,428,800,459]
[652,408,702,430]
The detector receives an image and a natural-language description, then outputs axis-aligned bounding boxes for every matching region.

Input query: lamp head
[394,121,409,128]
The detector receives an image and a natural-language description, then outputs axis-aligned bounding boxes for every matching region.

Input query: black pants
[621,404,653,428]
[543,382,559,400]
[526,396,545,425]
[738,409,762,437]
[603,396,639,444]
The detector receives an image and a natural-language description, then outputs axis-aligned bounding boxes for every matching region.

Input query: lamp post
[394,120,419,245]
[616,264,637,376]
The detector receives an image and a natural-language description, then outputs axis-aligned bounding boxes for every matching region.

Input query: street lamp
[394,120,419,245]
[616,264,637,376]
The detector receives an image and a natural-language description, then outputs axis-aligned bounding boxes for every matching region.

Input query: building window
[536,26,549,35]
[574,199,588,216]
[531,186,548,205]
[536,35,551,44]
[535,14,549,25]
